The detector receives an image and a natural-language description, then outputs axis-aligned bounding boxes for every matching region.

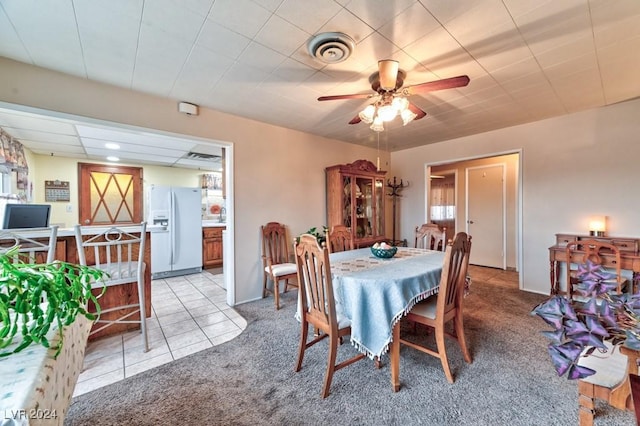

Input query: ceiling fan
[318,60,470,131]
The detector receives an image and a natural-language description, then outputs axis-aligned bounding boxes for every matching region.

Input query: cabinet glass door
[355,177,374,239]
[342,175,352,230]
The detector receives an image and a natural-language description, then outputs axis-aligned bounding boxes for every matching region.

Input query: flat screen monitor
[2,204,51,229]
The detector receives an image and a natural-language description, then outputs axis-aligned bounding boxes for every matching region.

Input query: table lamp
[589,216,606,237]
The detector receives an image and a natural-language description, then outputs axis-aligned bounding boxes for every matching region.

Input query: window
[430,180,455,220]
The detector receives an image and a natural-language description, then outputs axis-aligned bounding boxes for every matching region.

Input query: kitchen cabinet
[203,226,225,268]
[326,159,386,248]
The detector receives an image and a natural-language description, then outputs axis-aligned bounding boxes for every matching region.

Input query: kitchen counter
[202,221,226,228]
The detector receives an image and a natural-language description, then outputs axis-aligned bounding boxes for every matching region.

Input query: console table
[548,233,640,295]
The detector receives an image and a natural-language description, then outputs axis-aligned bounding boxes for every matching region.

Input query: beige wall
[431,153,518,269]
[30,154,203,227]
[0,57,388,304]
[391,97,640,295]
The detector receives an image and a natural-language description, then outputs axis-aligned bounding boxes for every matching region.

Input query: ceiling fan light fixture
[359,104,376,123]
[378,104,397,122]
[307,32,355,64]
[370,116,384,132]
[378,60,399,90]
[401,108,418,125]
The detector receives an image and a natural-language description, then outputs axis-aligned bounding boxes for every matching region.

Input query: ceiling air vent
[185,152,220,160]
[307,32,355,64]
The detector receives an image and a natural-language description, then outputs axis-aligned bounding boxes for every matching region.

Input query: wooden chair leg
[262,273,268,298]
[578,381,596,426]
[322,335,339,398]
[454,314,472,363]
[295,321,309,372]
[435,325,453,383]
[274,279,280,310]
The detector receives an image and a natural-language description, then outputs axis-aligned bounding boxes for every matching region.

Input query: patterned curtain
[0,128,29,174]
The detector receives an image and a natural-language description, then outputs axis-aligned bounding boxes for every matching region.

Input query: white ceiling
[0,0,639,163]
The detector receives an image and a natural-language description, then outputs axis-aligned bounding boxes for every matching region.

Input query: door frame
[0,101,236,305]
[425,149,523,290]
[465,163,507,270]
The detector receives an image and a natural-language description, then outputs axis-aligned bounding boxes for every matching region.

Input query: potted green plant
[0,247,107,358]
[297,226,328,245]
[531,260,640,379]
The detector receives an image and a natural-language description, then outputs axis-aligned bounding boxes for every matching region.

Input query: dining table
[328,246,445,391]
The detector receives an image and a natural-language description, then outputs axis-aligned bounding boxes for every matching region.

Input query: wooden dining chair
[294,233,366,398]
[565,239,628,300]
[414,223,446,251]
[577,344,640,425]
[326,224,354,254]
[261,222,297,310]
[400,232,472,383]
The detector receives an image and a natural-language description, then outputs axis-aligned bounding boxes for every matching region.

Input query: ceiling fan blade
[378,60,399,91]
[348,114,362,125]
[318,93,372,101]
[408,102,427,120]
[404,75,470,95]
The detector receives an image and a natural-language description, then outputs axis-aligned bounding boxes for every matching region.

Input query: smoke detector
[307,32,355,64]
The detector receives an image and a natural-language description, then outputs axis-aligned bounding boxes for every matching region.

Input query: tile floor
[73,269,246,397]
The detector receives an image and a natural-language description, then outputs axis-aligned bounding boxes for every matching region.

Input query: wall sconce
[588,215,606,237]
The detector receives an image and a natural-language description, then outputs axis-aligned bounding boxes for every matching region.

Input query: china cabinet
[326,159,386,248]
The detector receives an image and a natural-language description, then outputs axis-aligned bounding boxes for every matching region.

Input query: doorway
[0,101,236,306]
[427,151,520,283]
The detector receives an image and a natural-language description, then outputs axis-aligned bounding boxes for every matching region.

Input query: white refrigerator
[148,185,202,279]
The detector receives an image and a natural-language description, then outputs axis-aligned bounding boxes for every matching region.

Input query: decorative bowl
[371,246,397,259]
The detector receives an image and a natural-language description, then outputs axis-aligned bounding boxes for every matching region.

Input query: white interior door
[466,164,505,269]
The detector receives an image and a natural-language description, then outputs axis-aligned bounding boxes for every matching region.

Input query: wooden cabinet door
[202,227,223,268]
[78,163,143,225]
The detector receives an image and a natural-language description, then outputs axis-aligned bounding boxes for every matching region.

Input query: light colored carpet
[65,268,635,425]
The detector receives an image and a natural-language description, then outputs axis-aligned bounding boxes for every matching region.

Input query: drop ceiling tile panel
[270,57,318,82]
[254,14,310,57]
[597,36,640,104]
[20,141,85,155]
[237,42,288,72]
[0,7,31,63]
[419,0,487,25]
[444,1,517,48]
[403,26,468,72]
[316,7,375,43]
[377,2,441,49]
[350,32,398,66]
[2,0,85,77]
[133,27,193,95]
[0,113,77,136]
[85,148,183,164]
[82,138,186,159]
[75,2,142,88]
[344,0,415,30]
[172,45,234,96]
[207,0,272,39]
[169,0,216,17]
[75,125,198,150]
[217,62,271,90]
[2,129,80,145]
[592,11,640,49]
[142,0,208,45]
[275,0,342,34]
[542,53,598,81]
[197,20,251,60]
